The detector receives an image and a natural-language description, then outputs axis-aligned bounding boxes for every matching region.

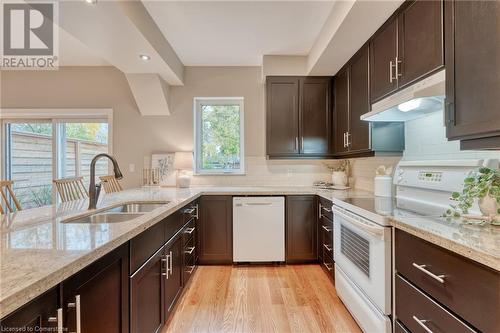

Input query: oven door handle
[333,207,385,239]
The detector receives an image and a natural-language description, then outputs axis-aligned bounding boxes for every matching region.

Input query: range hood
[361,70,445,122]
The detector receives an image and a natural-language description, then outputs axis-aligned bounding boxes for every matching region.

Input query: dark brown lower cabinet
[62,243,129,333]
[0,287,59,332]
[198,196,233,264]
[286,195,317,263]
[130,245,165,333]
[163,235,183,321]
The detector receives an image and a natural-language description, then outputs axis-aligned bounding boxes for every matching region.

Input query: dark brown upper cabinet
[445,0,500,149]
[266,76,332,159]
[198,195,233,264]
[334,45,373,157]
[286,195,318,263]
[370,0,444,103]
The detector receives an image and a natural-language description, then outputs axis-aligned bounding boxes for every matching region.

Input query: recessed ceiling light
[139,54,151,61]
[85,0,97,4]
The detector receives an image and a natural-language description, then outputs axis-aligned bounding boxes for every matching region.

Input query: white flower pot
[479,194,499,216]
[332,171,348,186]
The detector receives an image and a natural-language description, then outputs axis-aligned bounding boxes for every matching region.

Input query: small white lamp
[174,151,193,188]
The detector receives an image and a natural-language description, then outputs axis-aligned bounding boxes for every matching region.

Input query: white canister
[332,171,348,186]
[374,175,393,197]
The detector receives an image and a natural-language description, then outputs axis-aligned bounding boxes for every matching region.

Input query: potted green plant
[444,167,500,225]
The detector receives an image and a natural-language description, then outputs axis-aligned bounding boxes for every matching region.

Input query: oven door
[333,205,392,315]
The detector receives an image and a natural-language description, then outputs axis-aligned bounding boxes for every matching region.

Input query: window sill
[194,172,246,176]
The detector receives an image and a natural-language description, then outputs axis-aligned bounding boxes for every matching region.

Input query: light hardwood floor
[163,265,361,333]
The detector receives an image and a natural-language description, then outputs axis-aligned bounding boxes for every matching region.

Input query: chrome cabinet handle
[343,132,347,148]
[182,207,196,214]
[322,206,332,213]
[67,295,81,333]
[413,316,435,333]
[186,265,196,274]
[194,204,199,219]
[323,244,332,252]
[323,262,333,271]
[165,253,171,279]
[346,132,351,147]
[48,308,63,333]
[301,137,304,150]
[184,227,195,234]
[319,203,323,218]
[161,257,168,276]
[396,57,402,78]
[389,60,397,83]
[412,263,445,283]
[322,225,332,232]
[185,246,195,255]
[295,137,299,151]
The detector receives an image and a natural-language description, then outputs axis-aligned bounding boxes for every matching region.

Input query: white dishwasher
[233,196,285,262]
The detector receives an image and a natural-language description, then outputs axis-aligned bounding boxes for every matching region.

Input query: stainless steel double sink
[63,202,169,224]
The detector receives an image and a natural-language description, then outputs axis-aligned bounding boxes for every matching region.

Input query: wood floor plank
[163,265,361,333]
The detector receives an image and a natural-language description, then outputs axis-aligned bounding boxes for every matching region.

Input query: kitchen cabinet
[395,229,500,332]
[163,235,183,321]
[286,195,317,263]
[62,243,129,333]
[370,0,443,103]
[334,45,373,157]
[198,196,233,264]
[318,197,334,279]
[130,246,165,333]
[266,76,332,158]
[0,287,60,332]
[444,0,500,149]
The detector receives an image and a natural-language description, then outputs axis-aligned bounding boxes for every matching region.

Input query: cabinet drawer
[321,238,334,258]
[320,216,333,242]
[182,218,196,244]
[318,197,333,221]
[395,230,499,332]
[181,201,198,223]
[130,220,166,274]
[321,250,334,277]
[396,275,476,333]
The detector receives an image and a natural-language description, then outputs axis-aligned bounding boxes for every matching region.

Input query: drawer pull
[48,308,63,333]
[184,227,195,234]
[186,265,196,274]
[323,244,332,252]
[323,262,333,271]
[413,316,434,333]
[185,246,195,255]
[412,263,445,283]
[322,225,332,232]
[182,207,196,215]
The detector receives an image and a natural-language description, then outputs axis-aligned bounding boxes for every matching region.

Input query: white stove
[332,159,498,333]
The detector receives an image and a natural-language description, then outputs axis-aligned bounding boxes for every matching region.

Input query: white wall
[403,110,500,161]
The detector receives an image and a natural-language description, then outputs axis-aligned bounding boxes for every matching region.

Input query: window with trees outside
[194,98,244,174]
[2,119,110,209]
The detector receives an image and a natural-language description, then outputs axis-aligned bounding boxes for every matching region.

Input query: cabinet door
[63,244,129,333]
[300,77,332,156]
[370,17,398,102]
[198,196,233,264]
[164,235,183,320]
[286,196,317,263]
[266,77,300,157]
[130,246,165,333]
[334,68,350,154]
[348,45,371,153]
[0,288,60,332]
[398,0,443,87]
[445,0,500,142]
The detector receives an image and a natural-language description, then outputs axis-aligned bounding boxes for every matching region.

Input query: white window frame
[194,97,245,175]
[0,108,113,205]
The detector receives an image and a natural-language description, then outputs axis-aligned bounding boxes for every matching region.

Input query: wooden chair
[0,180,22,214]
[53,177,88,202]
[99,175,123,193]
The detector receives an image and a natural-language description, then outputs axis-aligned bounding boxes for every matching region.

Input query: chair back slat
[99,175,123,194]
[53,177,89,203]
[0,180,22,214]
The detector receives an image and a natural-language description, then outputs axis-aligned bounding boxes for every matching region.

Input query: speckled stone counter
[391,215,500,272]
[0,186,371,318]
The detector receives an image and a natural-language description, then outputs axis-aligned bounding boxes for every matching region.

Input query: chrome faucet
[88,153,123,210]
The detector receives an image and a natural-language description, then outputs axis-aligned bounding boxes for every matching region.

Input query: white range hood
[361,70,445,122]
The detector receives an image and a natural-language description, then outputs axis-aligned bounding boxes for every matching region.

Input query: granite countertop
[2,185,498,318]
[390,215,500,272]
[0,186,372,318]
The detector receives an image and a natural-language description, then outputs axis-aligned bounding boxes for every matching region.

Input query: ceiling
[143,1,335,66]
